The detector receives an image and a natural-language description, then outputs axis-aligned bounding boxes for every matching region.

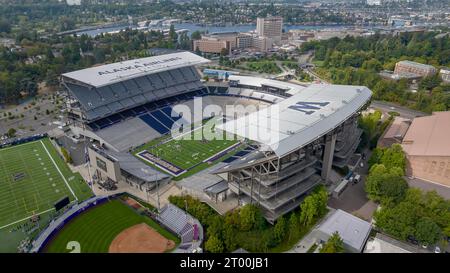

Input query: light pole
[184,199,188,219]
[156,176,160,212]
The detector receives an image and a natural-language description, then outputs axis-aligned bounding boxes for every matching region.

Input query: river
[76,22,354,37]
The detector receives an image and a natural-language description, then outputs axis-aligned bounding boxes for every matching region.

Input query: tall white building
[256,16,283,42]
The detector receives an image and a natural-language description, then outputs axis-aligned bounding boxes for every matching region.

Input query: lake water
[77,22,352,37]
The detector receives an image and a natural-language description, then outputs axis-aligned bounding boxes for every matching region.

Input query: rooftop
[318,209,372,252]
[383,116,411,139]
[397,60,436,71]
[217,82,372,157]
[62,52,210,88]
[402,111,450,157]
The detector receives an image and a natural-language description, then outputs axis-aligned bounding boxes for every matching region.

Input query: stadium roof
[94,148,169,182]
[228,75,307,95]
[217,83,372,157]
[62,52,210,88]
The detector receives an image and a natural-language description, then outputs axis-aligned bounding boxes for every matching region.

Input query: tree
[374,199,419,240]
[380,144,406,173]
[6,128,16,138]
[415,218,442,245]
[205,234,224,253]
[239,204,265,232]
[223,225,237,252]
[61,147,72,164]
[365,164,408,205]
[220,48,229,56]
[191,31,202,40]
[320,232,344,253]
[299,186,328,226]
[0,19,11,33]
[273,216,287,244]
[288,213,299,240]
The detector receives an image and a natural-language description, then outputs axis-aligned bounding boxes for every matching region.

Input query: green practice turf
[0,139,92,229]
[44,199,179,253]
[134,119,240,171]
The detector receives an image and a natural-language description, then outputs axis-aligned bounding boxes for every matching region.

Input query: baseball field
[44,199,180,253]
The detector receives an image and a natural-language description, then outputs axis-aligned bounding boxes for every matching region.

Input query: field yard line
[0,207,54,230]
[40,141,78,202]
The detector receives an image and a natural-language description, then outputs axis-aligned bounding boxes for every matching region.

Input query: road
[370,101,427,120]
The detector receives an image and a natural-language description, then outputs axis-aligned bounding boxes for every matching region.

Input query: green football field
[44,199,179,253]
[0,139,92,229]
[134,119,241,174]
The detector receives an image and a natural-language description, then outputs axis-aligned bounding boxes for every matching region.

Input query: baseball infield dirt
[109,223,175,253]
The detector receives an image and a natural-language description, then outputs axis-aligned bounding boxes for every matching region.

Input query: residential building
[402,111,450,187]
[394,60,437,78]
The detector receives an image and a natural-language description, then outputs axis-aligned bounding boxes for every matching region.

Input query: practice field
[0,139,91,229]
[134,120,241,177]
[44,199,179,253]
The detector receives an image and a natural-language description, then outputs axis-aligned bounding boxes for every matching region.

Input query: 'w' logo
[288,101,330,115]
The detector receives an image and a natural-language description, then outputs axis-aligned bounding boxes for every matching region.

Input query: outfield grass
[0,139,92,229]
[44,199,179,253]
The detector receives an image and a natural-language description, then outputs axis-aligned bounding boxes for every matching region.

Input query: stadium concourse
[59,51,372,223]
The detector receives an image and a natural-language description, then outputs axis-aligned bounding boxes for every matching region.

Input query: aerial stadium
[59,51,372,224]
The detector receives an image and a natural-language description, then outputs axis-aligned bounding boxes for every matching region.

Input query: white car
[434,246,441,253]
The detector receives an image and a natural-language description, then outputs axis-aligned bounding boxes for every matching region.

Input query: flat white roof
[218,81,372,157]
[318,209,372,252]
[62,52,210,88]
[229,75,307,94]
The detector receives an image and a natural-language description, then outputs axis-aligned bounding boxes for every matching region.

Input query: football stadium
[1,51,372,253]
[58,51,371,223]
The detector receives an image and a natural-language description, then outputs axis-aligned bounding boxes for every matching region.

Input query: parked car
[354,174,361,184]
[434,246,441,253]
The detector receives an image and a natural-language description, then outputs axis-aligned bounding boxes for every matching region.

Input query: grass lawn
[44,199,180,253]
[0,139,92,229]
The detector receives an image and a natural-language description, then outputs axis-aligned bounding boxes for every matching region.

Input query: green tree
[239,204,265,232]
[273,216,287,244]
[0,19,11,33]
[380,144,406,173]
[6,128,16,138]
[299,186,328,226]
[191,30,202,40]
[288,213,299,240]
[365,164,408,205]
[205,234,224,253]
[61,147,72,164]
[320,232,344,253]
[415,217,442,245]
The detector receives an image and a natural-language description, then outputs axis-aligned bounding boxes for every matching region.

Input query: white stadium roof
[217,83,372,157]
[62,52,210,88]
[228,75,307,95]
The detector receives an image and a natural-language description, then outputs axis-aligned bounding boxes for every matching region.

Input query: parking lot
[327,149,378,221]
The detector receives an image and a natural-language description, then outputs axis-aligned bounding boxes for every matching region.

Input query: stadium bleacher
[86,84,276,134]
[139,114,170,134]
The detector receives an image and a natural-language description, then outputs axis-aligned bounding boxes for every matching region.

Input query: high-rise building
[256,16,283,42]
